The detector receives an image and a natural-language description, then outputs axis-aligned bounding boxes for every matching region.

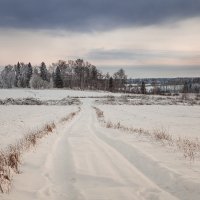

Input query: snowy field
[0,89,200,200]
[98,105,200,138]
[0,105,77,149]
[0,89,120,100]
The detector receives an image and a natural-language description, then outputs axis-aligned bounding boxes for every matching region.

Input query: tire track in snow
[36,109,85,200]
[3,103,198,200]
[59,105,178,200]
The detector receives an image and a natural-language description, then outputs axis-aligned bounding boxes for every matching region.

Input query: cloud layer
[0,0,200,31]
[87,49,200,60]
[87,48,200,66]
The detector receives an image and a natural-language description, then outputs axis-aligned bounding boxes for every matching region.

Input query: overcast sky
[0,0,200,77]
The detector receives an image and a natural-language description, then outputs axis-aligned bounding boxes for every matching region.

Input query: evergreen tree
[54,67,63,88]
[40,62,48,81]
[26,62,33,87]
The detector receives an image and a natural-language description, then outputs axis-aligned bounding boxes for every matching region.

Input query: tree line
[126,79,200,95]
[0,59,127,92]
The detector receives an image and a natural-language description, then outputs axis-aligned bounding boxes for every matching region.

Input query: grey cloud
[88,49,139,60]
[87,49,200,60]
[0,0,200,31]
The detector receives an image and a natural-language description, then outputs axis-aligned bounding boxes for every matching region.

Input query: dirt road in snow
[2,102,200,200]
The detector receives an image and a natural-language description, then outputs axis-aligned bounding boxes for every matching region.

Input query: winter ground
[0,89,119,100]
[0,89,200,200]
[0,105,77,149]
[97,105,200,138]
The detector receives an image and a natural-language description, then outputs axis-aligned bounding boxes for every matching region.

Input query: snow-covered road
[1,101,200,200]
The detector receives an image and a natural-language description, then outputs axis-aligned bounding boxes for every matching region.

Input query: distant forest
[0,59,199,94]
[0,59,126,92]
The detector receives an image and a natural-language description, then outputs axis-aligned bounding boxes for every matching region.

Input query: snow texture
[0,90,200,200]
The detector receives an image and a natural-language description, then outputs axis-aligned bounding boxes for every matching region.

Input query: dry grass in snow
[60,107,81,123]
[93,106,200,162]
[0,108,81,193]
[95,94,200,106]
[0,122,56,193]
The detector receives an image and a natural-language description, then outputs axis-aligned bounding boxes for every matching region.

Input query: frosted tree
[74,59,84,89]
[113,68,127,91]
[19,63,31,88]
[0,58,128,91]
[30,68,50,89]
[1,65,15,88]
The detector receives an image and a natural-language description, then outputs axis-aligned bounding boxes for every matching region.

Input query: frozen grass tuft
[106,121,113,128]
[152,129,173,145]
[176,137,200,161]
